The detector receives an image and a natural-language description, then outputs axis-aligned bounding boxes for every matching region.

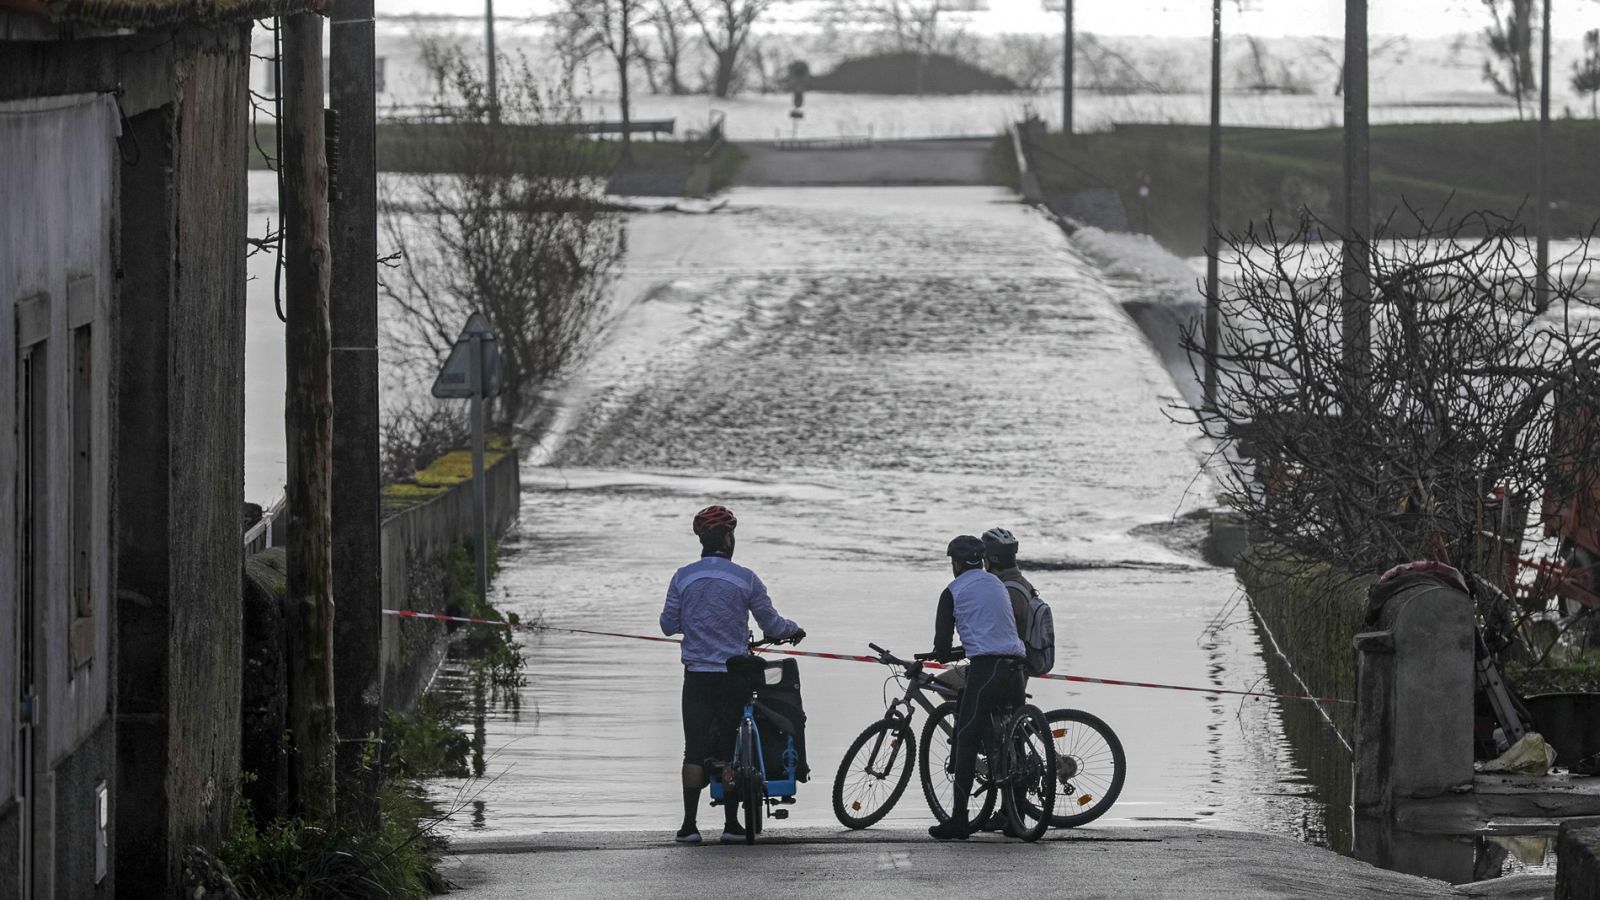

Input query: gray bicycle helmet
[982,527,1018,564]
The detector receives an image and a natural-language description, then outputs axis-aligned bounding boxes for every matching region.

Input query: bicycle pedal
[771,809,789,819]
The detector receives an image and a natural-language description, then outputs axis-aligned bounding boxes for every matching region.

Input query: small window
[69,323,94,670]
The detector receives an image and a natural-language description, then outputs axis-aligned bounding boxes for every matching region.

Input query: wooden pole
[1062,0,1074,135]
[330,0,383,828]
[281,8,337,823]
[1537,0,1552,310]
[1343,0,1372,393]
[1204,0,1222,408]
[485,0,500,125]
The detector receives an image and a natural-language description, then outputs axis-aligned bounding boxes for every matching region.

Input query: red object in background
[0,0,51,17]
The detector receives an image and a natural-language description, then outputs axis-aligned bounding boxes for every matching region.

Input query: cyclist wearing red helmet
[661,505,805,844]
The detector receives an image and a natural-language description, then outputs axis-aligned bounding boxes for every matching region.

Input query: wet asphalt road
[441,826,1488,899]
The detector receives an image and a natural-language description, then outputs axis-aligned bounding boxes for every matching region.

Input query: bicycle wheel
[1045,708,1126,828]
[832,718,916,829]
[1002,704,1056,843]
[917,701,997,826]
[737,720,763,844]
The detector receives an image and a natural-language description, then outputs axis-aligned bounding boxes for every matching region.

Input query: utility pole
[330,0,383,828]
[1536,0,1552,310]
[1062,0,1074,135]
[1204,0,1222,407]
[1343,0,1372,392]
[485,0,500,124]
[281,7,337,823]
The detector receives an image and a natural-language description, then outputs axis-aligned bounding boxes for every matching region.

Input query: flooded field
[416,186,1344,844]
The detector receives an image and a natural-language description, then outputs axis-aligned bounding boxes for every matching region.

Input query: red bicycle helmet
[692,505,738,535]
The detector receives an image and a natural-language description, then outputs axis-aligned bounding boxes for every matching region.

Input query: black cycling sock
[682,785,700,830]
[724,797,740,830]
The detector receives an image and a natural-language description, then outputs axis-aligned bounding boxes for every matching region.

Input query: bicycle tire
[1002,704,1056,843]
[832,718,916,829]
[738,720,762,844]
[1044,708,1126,828]
[917,701,997,827]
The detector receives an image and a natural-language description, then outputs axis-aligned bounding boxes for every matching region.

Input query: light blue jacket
[660,556,801,672]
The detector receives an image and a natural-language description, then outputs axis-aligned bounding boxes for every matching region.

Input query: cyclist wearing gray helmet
[927,534,1025,840]
[982,527,1034,648]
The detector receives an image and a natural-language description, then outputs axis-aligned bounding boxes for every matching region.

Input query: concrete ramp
[736,138,996,187]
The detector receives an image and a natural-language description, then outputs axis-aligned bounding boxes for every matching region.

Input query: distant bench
[577,119,676,139]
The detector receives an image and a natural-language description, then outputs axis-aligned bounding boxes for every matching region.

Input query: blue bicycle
[708,635,806,845]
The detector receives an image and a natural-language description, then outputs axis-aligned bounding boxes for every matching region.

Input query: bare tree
[990,33,1059,93]
[687,0,783,97]
[1183,210,1600,590]
[1573,28,1600,118]
[565,0,649,160]
[644,0,693,94]
[1307,35,1409,96]
[380,46,626,430]
[1483,0,1537,118]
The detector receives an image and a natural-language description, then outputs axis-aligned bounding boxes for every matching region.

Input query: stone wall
[381,450,521,710]
[238,450,521,819]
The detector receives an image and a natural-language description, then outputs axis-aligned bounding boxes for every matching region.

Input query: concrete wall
[381,451,521,710]
[1239,558,1367,740]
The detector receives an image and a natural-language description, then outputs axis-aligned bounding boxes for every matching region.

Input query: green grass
[1004,120,1600,255]
[381,434,512,517]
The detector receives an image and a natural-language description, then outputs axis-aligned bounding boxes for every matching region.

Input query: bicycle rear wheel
[917,701,997,827]
[1044,709,1126,828]
[1002,704,1056,843]
[833,718,915,829]
[737,720,763,844]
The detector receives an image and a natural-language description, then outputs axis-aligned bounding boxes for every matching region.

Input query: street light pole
[485,0,500,124]
[1343,0,1372,392]
[1062,0,1073,135]
[1204,0,1222,407]
[1537,0,1552,309]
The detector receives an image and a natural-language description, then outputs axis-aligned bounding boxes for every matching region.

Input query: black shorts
[682,671,745,766]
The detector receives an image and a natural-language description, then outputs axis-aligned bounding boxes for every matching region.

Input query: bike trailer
[755,657,808,783]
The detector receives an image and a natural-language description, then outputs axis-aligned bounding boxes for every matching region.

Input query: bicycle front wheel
[833,718,915,829]
[918,701,997,826]
[1003,704,1057,843]
[1045,708,1126,828]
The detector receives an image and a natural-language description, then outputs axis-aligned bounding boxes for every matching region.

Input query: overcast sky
[377,0,1600,38]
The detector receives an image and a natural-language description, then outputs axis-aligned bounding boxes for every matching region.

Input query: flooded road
[425,186,1339,842]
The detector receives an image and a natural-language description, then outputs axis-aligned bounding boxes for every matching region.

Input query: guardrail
[242,493,287,556]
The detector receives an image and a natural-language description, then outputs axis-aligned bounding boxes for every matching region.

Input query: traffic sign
[431,312,503,398]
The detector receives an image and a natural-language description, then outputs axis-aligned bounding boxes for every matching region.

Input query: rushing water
[416,186,1342,842]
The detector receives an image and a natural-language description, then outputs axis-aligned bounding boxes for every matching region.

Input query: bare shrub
[380,45,625,431]
[1183,211,1600,590]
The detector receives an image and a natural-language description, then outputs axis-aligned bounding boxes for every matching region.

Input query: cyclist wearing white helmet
[927,534,1025,840]
[660,505,805,845]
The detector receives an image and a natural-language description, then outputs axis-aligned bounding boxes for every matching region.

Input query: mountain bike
[708,635,805,845]
[922,695,1126,832]
[830,643,963,828]
[914,656,1059,842]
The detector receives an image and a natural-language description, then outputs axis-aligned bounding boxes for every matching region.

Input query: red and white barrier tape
[381,608,1354,706]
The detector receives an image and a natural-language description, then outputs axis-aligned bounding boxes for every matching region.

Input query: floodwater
[421,186,1342,843]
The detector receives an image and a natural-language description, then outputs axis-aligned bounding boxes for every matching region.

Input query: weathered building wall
[1,87,121,899]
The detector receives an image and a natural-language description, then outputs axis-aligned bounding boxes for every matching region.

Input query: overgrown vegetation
[1507,650,1600,694]
[1001,121,1600,255]
[381,433,514,517]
